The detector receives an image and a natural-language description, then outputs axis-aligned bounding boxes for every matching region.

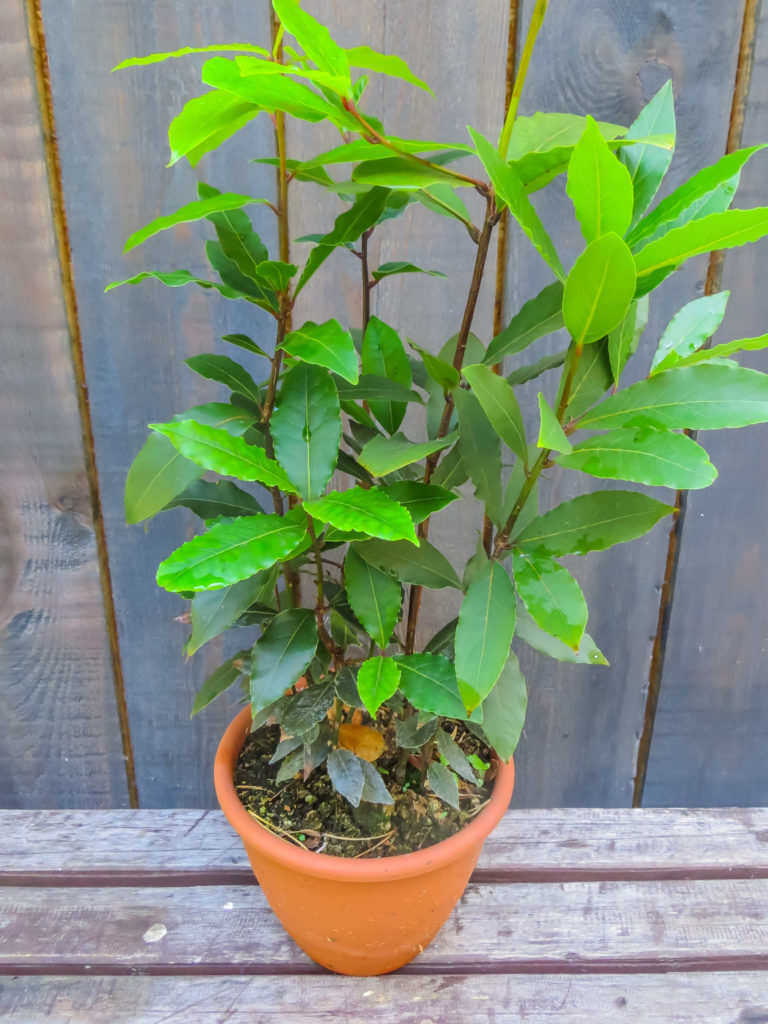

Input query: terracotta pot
[214,704,515,976]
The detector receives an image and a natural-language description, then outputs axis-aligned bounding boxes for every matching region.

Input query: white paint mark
[362,991,374,998]
[142,923,167,944]
[223,901,234,910]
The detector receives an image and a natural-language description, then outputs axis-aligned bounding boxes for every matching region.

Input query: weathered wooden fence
[2,0,766,810]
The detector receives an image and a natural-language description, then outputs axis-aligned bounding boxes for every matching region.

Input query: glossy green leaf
[463,363,527,464]
[234,55,347,94]
[580,364,768,431]
[157,508,308,592]
[150,420,296,491]
[167,90,260,167]
[650,291,730,374]
[427,762,460,809]
[562,337,613,421]
[125,432,202,525]
[299,138,470,169]
[281,319,359,383]
[346,44,430,92]
[608,296,649,386]
[515,603,608,666]
[435,729,478,785]
[185,353,262,405]
[506,349,567,387]
[371,261,446,282]
[430,444,468,490]
[335,666,365,708]
[327,748,364,807]
[512,551,587,650]
[507,112,625,159]
[354,538,462,590]
[556,427,717,489]
[395,713,439,749]
[359,432,457,476]
[199,182,269,273]
[280,682,335,737]
[455,561,517,711]
[271,363,341,500]
[188,573,272,655]
[124,194,267,253]
[250,608,318,713]
[344,548,402,650]
[352,157,466,191]
[409,341,459,391]
[673,332,768,369]
[563,233,636,347]
[361,316,412,433]
[478,654,527,761]
[381,482,457,523]
[537,392,572,453]
[501,460,540,540]
[360,760,395,805]
[415,184,473,227]
[484,281,564,365]
[173,402,257,436]
[272,0,350,80]
[356,656,401,717]
[627,144,766,249]
[165,479,265,520]
[567,115,634,243]
[454,388,503,526]
[394,654,468,719]
[222,332,269,358]
[114,44,268,70]
[335,374,422,406]
[515,490,673,557]
[205,239,277,312]
[191,651,250,717]
[618,81,676,226]
[469,126,564,281]
[305,486,417,544]
[105,268,258,301]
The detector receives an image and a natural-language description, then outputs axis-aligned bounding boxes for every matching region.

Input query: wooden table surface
[1,808,767,1022]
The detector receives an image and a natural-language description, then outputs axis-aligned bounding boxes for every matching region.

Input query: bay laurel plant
[113,0,768,817]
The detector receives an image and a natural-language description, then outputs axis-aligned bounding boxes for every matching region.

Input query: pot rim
[214,704,515,882]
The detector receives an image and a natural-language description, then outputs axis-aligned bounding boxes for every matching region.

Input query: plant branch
[498,0,549,159]
[307,515,337,660]
[361,227,372,333]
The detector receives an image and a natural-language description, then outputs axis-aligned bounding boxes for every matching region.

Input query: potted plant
[112,0,768,975]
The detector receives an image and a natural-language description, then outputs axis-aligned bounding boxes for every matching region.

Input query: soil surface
[233,716,496,858]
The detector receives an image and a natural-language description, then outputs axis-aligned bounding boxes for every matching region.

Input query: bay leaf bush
[112,0,768,816]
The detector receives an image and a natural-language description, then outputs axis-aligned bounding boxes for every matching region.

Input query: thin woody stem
[361,228,372,333]
[498,0,549,159]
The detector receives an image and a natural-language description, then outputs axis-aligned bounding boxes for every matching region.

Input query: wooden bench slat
[2,808,767,884]
[2,973,768,1023]
[2,879,767,975]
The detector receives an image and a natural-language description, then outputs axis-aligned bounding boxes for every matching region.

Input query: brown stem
[307,516,337,660]
[361,228,372,333]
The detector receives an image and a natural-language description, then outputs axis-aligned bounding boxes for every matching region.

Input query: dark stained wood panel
[0,1,128,807]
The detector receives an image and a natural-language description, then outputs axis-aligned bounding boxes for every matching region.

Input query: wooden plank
[3,973,768,1023]
[2,877,768,974]
[0,1,128,807]
[2,808,768,883]
[644,2,768,806]
[504,0,747,806]
[39,0,280,807]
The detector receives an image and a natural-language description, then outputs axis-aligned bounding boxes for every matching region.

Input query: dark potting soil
[233,717,496,859]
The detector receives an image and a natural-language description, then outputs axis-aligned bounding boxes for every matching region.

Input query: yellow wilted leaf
[338,723,385,762]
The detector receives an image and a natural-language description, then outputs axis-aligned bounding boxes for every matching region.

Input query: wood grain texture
[3,808,768,882]
[3,973,768,1023]
[503,0,747,807]
[0,1,128,808]
[643,1,768,807]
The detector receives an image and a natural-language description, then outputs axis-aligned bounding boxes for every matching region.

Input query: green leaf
[185,353,262,405]
[394,654,468,719]
[271,363,341,500]
[563,233,636,347]
[506,349,567,387]
[299,138,470,169]
[327,748,364,807]
[608,296,649,386]
[191,651,250,717]
[114,44,269,70]
[346,44,430,92]
[501,460,540,539]
[372,261,446,282]
[627,144,766,248]
[515,604,608,665]
[454,388,503,526]
[172,402,257,436]
[469,126,565,281]
[188,573,272,655]
[352,157,467,191]
[567,116,634,243]
[515,490,673,557]
[416,184,473,227]
[234,55,347,94]
[344,548,402,650]
[356,656,401,717]
[634,208,768,290]
[618,81,676,226]
[281,319,359,383]
[150,420,296,492]
[507,112,625,159]
[105,268,260,301]
[272,0,350,80]
[463,364,527,464]
[430,444,468,490]
[165,479,265,520]
[455,561,517,711]
[563,337,613,421]
[409,341,459,391]
[157,508,308,592]
[381,482,457,523]
[360,760,395,805]
[395,713,438,749]
[124,194,268,253]
[556,427,717,490]
[199,182,269,273]
[205,239,277,312]
[361,316,412,433]
[250,608,318,713]
[427,762,460,809]
[125,432,202,524]
[167,90,260,167]
[335,666,365,708]
[280,682,335,736]
[435,729,479,785]
[650,291,729,374]
[359,432,457,476]
[354,538,462,590]
[673,332,768,369]
[512,551,587,650]
[478,654,527,761]
[305,486,417,544]
[222,333,269,358]
[335,374,422,406]
[580,364,768,431]
[484,281,564,365]
[536,392,572,453]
